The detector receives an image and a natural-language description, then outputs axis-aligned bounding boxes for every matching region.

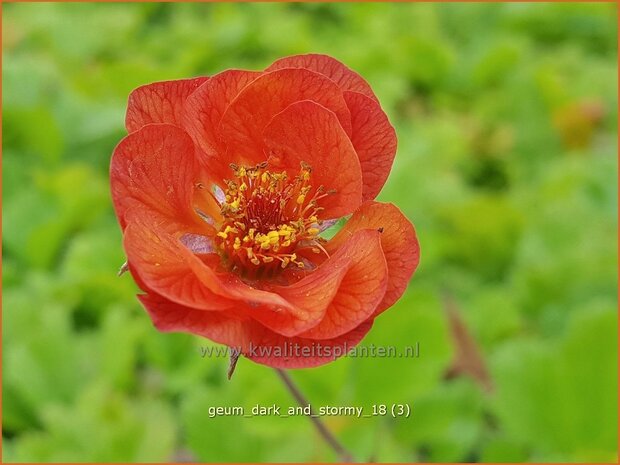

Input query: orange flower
[111,54,419,368]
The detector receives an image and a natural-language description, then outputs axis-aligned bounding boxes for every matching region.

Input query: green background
[2,2,618,463]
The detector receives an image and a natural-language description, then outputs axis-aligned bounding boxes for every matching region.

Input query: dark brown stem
[275,368,355,463]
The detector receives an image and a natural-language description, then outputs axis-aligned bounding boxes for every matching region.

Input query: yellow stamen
[214,162,328,274]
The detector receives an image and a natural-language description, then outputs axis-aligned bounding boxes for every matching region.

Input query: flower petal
[140,291,374,369]
[124,211,331,336]
[126,77,208,133]
[246,319,374,369]
[327,201,420,315]
[219,68,353,163]
[344,91,398,201]
[123,214,235,311]
[285,229,388,340]
[110,124,204,232]
[139,292,250,347]
[266,54,378,102]
[183,70,262,177]
[263,100,363,219]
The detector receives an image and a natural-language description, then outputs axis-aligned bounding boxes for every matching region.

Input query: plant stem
[275,368,355,463]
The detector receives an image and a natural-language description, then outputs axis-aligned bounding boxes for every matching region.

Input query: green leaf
[9,383,177,462]
[491,305,617,461]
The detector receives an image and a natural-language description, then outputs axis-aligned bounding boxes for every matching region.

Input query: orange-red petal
[123,211,327,336]
[290,229,388,340]
[182,70,262,178]
[344,91,398,201]
[219,68,353,163]
[263,100,363,219]
[139,291,374,369]
[139,292,250,347]
[123,214,235,311]
[125,77,208,133]
[327,201,420,315]
[110,124,204,232]
[125,208,389,341]
[245,319,374,369]
[266,54,378,102]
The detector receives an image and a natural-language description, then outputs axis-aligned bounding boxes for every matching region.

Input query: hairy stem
[275,368,355,463]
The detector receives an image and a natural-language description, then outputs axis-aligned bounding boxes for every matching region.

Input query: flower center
[215,162,329,276]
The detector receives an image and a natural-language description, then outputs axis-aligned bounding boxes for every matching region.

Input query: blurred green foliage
[2,2,617,463]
